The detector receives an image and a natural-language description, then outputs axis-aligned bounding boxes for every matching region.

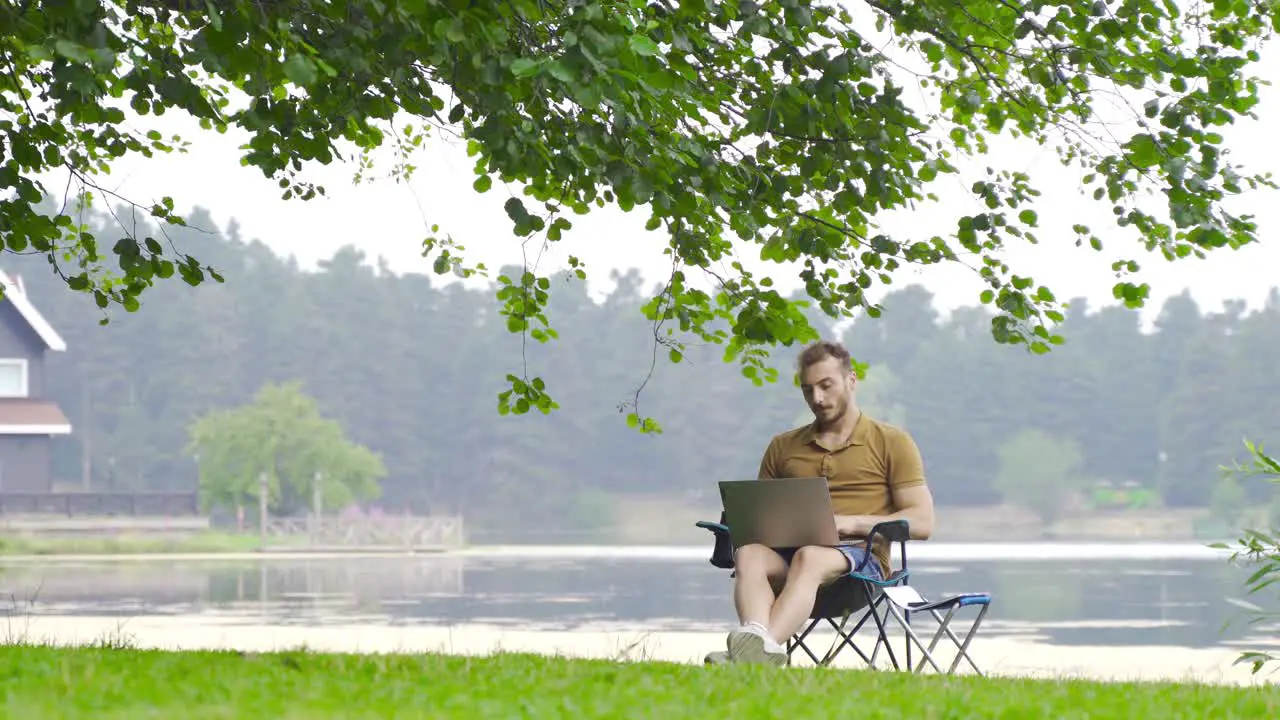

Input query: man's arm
[836,484,935,540]
[835,428,935,541]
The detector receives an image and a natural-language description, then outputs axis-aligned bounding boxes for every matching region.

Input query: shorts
[777,544,884,582]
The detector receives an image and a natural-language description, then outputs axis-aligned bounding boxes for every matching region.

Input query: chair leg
[938,604,990,676]
[789,620,825,666]
[863,591,901,671]
[812,590,909,671]
[883,601,990,676]
[793,580,925,671]
[883,601,948,673]
[793,607,885,669]
[913,606,956,673]
[904,605,913,671]
[907,605,988,676]
[860,595,895,670]
[820,615,874,667]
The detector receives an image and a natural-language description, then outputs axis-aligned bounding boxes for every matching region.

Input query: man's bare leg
[721,544,798,666]
[732,544,789,627]
[703,545,789,666]
[768,546,852,644]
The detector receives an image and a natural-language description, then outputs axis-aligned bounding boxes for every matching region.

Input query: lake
[0,543,1275,685]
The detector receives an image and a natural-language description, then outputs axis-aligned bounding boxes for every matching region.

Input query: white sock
[741,622,786,654]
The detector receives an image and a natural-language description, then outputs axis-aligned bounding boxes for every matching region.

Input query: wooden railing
[0,492,201,517]
[265,514,465,549]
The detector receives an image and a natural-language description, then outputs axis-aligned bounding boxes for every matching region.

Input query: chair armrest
[846,519,911,575]
[696,517,735,570]
[867,518,910,544]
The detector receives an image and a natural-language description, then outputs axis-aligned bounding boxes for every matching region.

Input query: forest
[5,201,1277,539]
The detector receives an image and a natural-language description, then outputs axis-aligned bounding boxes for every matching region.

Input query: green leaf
[53,39,90,63]
[510,58,540,77]
[629,35,660,57]
[282,54,318,86]
[546,61,575,83]
[1127,134,1162,169]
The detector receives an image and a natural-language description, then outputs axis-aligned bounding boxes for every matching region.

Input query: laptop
[718,477,841,550]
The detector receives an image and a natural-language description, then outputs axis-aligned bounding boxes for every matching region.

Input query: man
[708,340,935,666]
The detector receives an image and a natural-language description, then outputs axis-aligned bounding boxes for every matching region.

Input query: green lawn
[0,531,297,555]
[0,646,1274,719]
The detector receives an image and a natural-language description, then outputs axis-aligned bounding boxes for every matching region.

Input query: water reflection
[0,549,1268,650]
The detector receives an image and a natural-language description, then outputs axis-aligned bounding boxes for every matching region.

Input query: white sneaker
[726,624,789,666]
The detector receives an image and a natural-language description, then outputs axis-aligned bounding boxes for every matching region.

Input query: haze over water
[0,542,1274,686]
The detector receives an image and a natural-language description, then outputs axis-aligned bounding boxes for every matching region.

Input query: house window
[0,359,28,398]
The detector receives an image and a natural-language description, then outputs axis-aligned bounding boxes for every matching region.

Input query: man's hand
[835,515,875,538]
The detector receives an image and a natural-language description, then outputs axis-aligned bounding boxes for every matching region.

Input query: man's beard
[814,402,844,425]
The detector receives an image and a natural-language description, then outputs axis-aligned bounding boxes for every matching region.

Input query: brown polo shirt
[756,413,926,576]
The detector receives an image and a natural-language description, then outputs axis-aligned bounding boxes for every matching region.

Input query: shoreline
[0,539,1240,564]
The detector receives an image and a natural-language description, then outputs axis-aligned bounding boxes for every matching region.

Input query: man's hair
[796,340,852,372]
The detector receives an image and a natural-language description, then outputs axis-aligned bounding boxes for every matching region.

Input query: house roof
[0,398,72,435]
[0,269,67,352]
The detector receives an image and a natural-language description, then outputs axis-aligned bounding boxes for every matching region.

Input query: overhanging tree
[3,1,1275,428]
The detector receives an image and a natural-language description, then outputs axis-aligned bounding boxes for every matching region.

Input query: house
[0,269,71,493]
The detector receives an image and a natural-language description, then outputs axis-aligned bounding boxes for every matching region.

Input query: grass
[0,531,305,556]
[0,646,1274,719]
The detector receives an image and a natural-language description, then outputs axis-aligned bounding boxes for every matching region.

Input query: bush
[1213,439,1280,673]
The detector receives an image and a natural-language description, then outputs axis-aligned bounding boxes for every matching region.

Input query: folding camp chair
[696,514,992,674]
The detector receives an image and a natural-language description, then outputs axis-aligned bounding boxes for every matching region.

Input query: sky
[27,17,1280,332]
